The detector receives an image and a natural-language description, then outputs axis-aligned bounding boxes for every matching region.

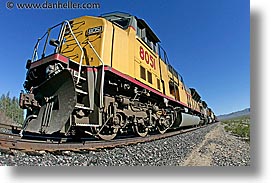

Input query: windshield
[101,13,132,30]
[111,18,130,29]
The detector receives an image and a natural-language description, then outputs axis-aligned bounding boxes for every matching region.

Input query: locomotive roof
[101,12,160,43]
[101,12,132,19]
[190,88,201,102]
[136,18,160,43]
[202,101,208,108]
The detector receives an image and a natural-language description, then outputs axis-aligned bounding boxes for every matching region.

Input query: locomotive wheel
[133,118,149,137]
[133,123,148,137]
[97,127,119,140]
[157,116,173,134]
[157,125,169,134]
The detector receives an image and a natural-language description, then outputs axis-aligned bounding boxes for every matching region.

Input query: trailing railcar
[19,12,215,140]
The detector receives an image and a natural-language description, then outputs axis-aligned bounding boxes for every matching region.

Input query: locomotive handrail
[31,23,63,62]
[63,20,84,84]
[31,21,84,84]
[31,40,40,62]
[87,40,105,108]
[31,35,44,62]
[87,40,105,67]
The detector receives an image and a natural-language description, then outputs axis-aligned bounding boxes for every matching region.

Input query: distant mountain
[217,108,250,120]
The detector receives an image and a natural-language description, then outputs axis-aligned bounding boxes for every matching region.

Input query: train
[19,12,217,140]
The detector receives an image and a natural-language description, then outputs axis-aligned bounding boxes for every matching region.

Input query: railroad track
[0,123,22,131]
[0,124,213,153]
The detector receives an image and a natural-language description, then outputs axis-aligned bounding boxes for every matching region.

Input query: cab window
[136,20,159,54]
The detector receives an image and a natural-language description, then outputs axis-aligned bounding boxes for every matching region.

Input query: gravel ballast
[0,123,250,166]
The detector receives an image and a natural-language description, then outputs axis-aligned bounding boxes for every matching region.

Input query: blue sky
[0,0,250,115]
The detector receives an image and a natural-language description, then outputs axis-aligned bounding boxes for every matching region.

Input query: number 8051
[139,46,156,70]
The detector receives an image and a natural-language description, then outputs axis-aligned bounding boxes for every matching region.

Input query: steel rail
[0,124,216,153]
[0,123,22,131]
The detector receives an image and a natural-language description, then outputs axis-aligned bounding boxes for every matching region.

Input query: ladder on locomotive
[56,20,92,112]
[61,20,105,115]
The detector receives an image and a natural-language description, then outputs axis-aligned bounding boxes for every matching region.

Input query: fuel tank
[172,112,200,128]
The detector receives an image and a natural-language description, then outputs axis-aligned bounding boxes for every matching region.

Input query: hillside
[217,108,250,121]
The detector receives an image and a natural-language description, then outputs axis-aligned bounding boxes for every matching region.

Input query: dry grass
[221,115,250,143]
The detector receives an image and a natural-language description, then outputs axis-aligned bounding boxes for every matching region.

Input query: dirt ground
[180,123,250,166]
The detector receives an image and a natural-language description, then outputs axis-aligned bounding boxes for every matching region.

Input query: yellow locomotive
[19,12,216,140]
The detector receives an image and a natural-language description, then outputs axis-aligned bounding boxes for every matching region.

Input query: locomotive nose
[23,69,77,135]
